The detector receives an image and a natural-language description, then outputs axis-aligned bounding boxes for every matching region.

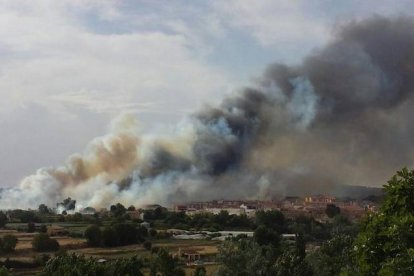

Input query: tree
[32,233,60,252]
[255,210,285,232]
[295,233,306,260]
[0,212,7,228]
[307,234,355,276]
[254,225,280,248]
[38,204,50,214]
[273,249,313,276]
[128,205,136,211]
[58,197,76,211]
[8,210,39,223]
[216,239,273,276]
[102,226,118,247]
[113,223,139,245]
[325,204,341,218]
[110,203,126,217]
[0,235,17,253]
[150,248,184,276]
[354,168,414,275]
[272,233,313,276]
[84,225,101,247]
[40,253,144,276]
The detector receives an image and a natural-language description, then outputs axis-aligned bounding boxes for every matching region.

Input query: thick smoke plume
[1,16,414,209]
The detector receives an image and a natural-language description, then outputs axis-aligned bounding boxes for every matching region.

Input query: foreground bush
[32,233,59,252]
[40,253,143,276]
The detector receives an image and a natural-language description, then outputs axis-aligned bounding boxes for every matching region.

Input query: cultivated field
[0,224,222,275]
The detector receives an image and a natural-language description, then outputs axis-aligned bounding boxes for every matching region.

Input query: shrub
[34,254,51,266]
[0,235,18,253]
[101,227,118,247]
[84,225,101,246]
[32,233,60,252]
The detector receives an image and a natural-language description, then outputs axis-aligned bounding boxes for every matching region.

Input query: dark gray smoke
[2,16,413,209]
[140,16,414,200]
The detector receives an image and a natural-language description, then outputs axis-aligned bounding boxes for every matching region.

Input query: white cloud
[213,0,329,47]
[0,1,233,117]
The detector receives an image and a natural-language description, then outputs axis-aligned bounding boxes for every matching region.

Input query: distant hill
[284,182,383,199]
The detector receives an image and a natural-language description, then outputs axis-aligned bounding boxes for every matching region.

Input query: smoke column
[1,16,414,209]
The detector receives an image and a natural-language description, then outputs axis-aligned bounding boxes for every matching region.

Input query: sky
[1,0,414,188]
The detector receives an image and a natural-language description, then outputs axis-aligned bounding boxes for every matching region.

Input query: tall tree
[354,168,414,274]
[38,204,50,214]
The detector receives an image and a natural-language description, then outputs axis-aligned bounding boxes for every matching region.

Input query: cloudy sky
[1,0,414,188]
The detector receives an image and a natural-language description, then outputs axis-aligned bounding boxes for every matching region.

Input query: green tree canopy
[40,253,144,276]
[38,204,50,214]
[307,234,355,276]
[84,225,101,247]
[255,210,285,232]
[32,233,59,252]
[354,168,414,275]
[216,239,273,276]
[150,248,184,276]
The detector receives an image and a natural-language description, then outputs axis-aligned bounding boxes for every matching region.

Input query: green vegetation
[354,168,414,275]
[3,168,414,275]
[40,253,144,276]
[215,168,414,275]
[84,225,101,246]
[0,212,7,228]
[0,235,17,253]
[307,234,355,275]
[149,248,185,276]
[0,266,9,276]
[145,208,252,231]
[32,233,60,252]
[84,223,147,247]
[110,203,127,218]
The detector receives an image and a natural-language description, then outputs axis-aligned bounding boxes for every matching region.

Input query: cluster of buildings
[173,195,378,221]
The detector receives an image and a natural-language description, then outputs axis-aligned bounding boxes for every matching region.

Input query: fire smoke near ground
[1,17,414,209]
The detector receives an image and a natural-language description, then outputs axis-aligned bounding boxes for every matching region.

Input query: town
[172,195,378,222]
